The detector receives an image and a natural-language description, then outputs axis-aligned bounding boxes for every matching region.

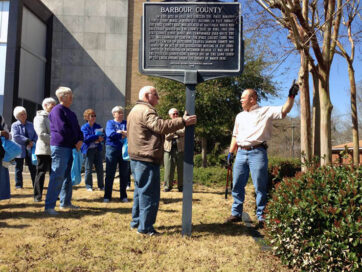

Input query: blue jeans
[104,145,130,200]
[231,147,268,221]
[45,146,73,210]
[84,148,104,189]
[130,160,160,233]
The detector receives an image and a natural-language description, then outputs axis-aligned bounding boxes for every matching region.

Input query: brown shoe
[225,215,242,223]
[255,220,265,229]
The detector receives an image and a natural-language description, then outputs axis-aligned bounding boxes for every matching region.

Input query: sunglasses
[172,113,179,116]
[90,114,96,117]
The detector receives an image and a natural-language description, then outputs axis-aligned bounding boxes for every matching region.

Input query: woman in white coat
[33,97,56,202]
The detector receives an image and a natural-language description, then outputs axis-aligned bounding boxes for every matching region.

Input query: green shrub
[193,166,227,187]
[194,153,227,168]
[267,157,301,193]
[266,165,362,271]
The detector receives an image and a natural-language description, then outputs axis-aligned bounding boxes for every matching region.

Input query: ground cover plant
[0,172,291,272]
[266,165,362,271]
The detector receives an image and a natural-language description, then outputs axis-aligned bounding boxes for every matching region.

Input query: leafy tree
[150,43,276,167]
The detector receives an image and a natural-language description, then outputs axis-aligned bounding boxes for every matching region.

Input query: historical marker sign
[140,2,243,83]
[139,1,243,236]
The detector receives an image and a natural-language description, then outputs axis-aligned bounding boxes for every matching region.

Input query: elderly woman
[33,97,57,202]
[44,86,83,215]
[0,114,11,200]
[81,108,104,191]
[11,106,37,189]
[104,106,130,203]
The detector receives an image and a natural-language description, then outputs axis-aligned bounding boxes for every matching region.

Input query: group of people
[0,87,131,215]
[0,82,298,235]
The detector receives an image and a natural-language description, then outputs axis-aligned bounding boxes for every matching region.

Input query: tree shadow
[9,194,35,199]
[158,209,178,213]
[0,221,30,229]
[157,222,263,238]
[0,206,132,221]
[193,190,225,196]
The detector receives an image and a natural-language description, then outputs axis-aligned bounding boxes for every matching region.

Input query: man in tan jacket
[128,86,196,236]
[163,108,185,192]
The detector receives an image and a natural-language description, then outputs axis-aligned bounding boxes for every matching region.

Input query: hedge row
[266,165,361,271]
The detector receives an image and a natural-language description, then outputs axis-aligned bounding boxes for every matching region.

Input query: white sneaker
[45,208,58,215]
[121,198,129,203]
[126,186,130,190]
[60,204,80,210]
[87,188,93,192]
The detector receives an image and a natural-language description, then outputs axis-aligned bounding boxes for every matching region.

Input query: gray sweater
[33,110,51,155]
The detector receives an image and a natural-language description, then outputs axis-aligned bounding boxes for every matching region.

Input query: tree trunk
[311,69,321,159]
[347,64,360,165]
[201,137,207,168]
[318,67,333,165]
[299,51,312,171]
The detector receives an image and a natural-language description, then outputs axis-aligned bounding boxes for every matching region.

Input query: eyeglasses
[90,114,96,117]
[149,92,159,99]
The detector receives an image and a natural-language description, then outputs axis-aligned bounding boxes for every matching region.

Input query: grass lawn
[0,172,291,272]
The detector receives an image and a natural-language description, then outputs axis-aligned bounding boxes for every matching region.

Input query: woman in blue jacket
[11,106,37,189]
[104,106,130,203]
[81,109,104,191]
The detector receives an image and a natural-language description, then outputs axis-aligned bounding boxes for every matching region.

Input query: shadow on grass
[0,202,44,209]
[158,222,264,238]
[0,221,30,229]
[9,194,35,199]
[193,190,225,196]
[0,206,132,221]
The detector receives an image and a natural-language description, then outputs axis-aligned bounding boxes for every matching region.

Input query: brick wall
[126,0,157,112]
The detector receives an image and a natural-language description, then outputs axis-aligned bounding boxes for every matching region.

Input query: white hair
[139,86,156,100]
[168,108,178,115]
[42,97,57,110]
[112,106,124,114]
[55,86,72,101]
[13,106,26,119]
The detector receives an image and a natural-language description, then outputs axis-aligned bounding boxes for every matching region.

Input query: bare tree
[335,0,360,165]
[254,0,345,165]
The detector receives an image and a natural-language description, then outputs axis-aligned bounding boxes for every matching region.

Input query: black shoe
[178,186,183,192]
[137,230,160,236]
[225,215,242,223]
[255,220,265,229]
[164,187,171,192]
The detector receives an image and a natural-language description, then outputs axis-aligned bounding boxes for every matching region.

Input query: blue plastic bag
[31,145,37,165]
[71,149,83,186]
[1,137,21,162]
[122,138,129,161]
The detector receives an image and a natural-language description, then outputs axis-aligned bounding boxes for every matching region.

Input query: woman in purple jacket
[81,108,104,191]
[44,87,83,215]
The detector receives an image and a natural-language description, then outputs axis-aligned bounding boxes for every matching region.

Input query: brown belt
[238,142,266,151]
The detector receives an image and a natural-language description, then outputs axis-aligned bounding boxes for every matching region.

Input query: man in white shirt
[225,83,299,228]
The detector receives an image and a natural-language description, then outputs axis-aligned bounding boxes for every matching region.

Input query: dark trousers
[104,145,130,200]
[34,155,51,201]
[15,156,36,188]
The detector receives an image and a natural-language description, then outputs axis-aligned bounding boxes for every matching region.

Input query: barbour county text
[160,7,222,14]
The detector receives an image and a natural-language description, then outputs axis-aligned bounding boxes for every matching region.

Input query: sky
[218,0,362,119]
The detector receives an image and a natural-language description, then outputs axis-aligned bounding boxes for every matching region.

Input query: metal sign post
[139,1,243,236]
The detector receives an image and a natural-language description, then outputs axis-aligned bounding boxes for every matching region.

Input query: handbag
[122,138,130,161]
[71,148,83,185]
[1,137,21,162]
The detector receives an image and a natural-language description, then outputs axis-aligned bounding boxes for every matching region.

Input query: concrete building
[1,0,153,127]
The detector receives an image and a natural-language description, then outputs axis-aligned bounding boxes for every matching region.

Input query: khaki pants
[163,148,183,189]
